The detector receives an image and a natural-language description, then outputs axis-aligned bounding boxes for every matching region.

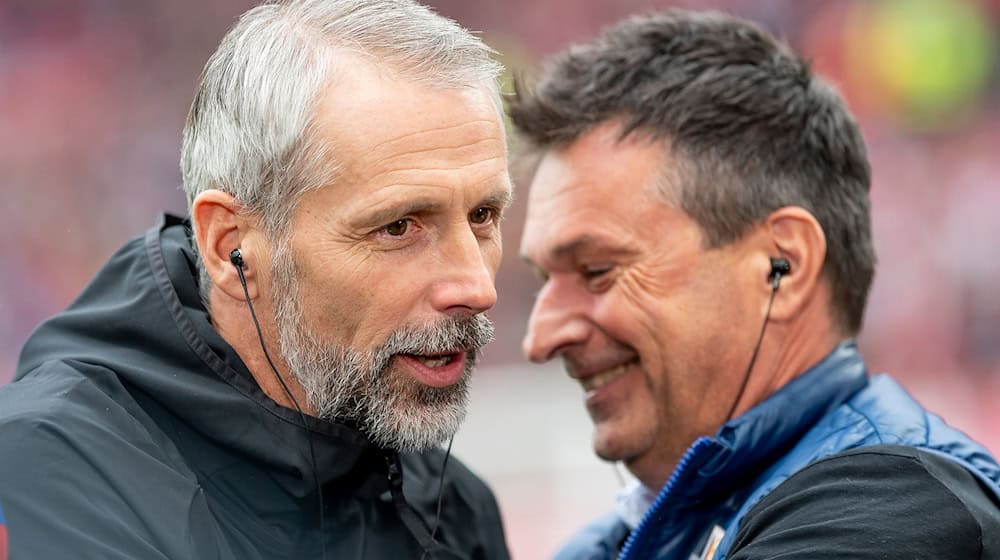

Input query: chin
[592,426,635,463]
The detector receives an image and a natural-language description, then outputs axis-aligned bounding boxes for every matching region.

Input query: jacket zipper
[383,451,440,556]
[618,437,715,560]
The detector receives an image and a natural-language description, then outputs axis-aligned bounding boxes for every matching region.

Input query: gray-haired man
[0,1,511,558]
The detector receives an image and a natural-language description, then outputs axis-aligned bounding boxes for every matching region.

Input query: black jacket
[0,215,509,560]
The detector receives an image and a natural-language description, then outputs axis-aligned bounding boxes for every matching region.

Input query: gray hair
[180,0,503,303]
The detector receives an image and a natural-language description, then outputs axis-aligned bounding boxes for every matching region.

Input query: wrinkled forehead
[279,62,510,233]
[314,56,505,174]
[289,65,509,221]
[520,123,670,259]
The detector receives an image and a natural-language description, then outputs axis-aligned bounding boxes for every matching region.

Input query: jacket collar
[143,214,386,495]
[666,342,869,505]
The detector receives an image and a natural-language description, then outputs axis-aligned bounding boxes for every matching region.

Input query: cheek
[482,236,503,276]
[296,267,368,338]
[296,250,423,343]
[597,267,675,358]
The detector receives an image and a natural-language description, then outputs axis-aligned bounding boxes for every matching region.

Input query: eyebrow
[481,187,513,212]
[359,185,512,228]
[360,197,448,227]
[552,234,634,260]
[521,234,638,266]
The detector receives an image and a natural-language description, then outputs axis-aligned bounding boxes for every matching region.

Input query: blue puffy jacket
[556,342,1000,560]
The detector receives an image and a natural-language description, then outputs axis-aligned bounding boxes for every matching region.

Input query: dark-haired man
[512,10,1000,560]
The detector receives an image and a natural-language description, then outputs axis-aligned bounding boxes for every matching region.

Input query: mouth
[396,350,470,388]
[576,358,639,392]
[403,352,460,368]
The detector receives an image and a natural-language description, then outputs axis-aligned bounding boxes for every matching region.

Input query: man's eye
[469,207,495,225]
[383,219,410,236]
[582,265,612,279]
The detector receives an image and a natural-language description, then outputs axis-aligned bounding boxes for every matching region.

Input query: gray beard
[269,241,494,452]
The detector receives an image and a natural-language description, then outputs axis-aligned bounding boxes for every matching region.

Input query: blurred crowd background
[2,0,999,557]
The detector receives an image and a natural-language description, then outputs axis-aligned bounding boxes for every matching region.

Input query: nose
[522,279,591,363]
[428,230,498,316]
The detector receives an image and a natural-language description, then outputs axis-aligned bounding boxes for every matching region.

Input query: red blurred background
[2,1,999,557]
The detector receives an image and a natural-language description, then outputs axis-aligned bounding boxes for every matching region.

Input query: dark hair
[509,9,875,334]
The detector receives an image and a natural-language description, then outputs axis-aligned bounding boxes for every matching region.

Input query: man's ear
[191,190,259,302]
[761,206,827,323]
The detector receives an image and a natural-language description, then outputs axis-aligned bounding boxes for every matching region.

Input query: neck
[739,305,843,419]
[626,301,844,491]
[209,287,315,415]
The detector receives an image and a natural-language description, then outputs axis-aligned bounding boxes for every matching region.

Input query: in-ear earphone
[229,248,244,269]
[769,257,791,289]
[227,247,328,560]
[724,257,792,422]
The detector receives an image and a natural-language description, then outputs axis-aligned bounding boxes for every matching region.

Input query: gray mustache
[374,314,495,367]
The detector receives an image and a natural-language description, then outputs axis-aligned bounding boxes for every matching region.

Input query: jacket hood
[16,214,384,496]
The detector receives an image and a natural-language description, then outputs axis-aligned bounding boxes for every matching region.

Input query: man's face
[266,61,510,452]
[520,122,760,484]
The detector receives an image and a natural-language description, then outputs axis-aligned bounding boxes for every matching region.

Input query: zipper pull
[381,451,440,556]
[384,451,403,489]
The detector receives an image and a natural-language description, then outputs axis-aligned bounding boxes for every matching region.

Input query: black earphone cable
[233,255,328,560]
[431,437,454,538]
[724,263,785,423]
[420,435,454,560]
